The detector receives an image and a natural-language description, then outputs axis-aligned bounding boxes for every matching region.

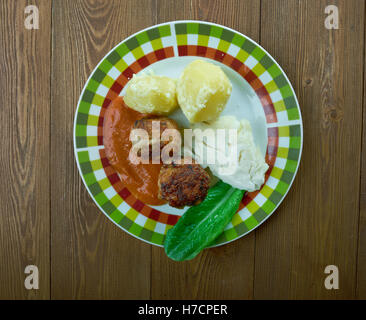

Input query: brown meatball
[132,116,181,163]
[133,116,180,148]
[158,158,210,208]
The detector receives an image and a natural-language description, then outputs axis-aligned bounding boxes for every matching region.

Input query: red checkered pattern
[239,126,278,209]
[98,148,179,225]
[178,45,278,124]
[96,47,175,147]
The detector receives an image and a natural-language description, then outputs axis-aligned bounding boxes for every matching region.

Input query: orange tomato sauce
[103,97,165,205]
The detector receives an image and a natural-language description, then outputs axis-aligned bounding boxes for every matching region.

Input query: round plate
[74,21,303,247]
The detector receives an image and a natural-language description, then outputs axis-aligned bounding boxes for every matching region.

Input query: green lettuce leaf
[164,181,245,261]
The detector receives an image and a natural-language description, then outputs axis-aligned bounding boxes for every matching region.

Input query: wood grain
[151,0,260,300]
[0,0,51,299]
[1,0,365,300]
[50,0,156,299]
[254,0,364,299]
[357,2,366,298]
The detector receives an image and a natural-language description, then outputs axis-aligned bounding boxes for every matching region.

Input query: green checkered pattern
[77,149,169,245]
[212,124,302,245]
[74,21,303,248]
[75,24,172,149]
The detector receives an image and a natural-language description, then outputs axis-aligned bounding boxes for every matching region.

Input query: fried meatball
[132,116,181,163]
[158,158,210,208]
[133,116,179,148]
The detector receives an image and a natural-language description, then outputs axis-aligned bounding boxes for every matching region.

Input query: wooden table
[0,0,365,300]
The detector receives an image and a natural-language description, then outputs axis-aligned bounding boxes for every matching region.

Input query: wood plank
[254,0,364,299]
[151,0,260,300]
[357,6,366,298]
[50,0,156,299]
[0,0,51,299]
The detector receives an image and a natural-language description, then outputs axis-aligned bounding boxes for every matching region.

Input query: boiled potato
[124,73,178,115]
[176,60,232,123]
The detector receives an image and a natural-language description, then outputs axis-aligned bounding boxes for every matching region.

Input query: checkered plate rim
[73,20,303,248]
